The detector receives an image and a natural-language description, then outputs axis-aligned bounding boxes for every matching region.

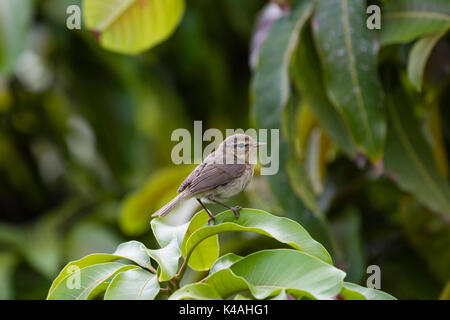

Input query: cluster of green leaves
[250,0,450,297]
[47,209,394,300]
[1,0,450,300]
[0,0,261,299]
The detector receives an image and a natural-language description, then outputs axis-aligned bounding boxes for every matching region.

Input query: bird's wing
[177,161,207,193]
[177,152,218,193]
[187,162,246,195]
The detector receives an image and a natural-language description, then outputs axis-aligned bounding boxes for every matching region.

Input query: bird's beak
[256,142,266,147]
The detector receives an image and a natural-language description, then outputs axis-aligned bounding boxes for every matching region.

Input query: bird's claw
[231,206,242,219]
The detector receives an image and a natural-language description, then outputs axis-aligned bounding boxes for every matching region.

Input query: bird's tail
[152,191,188,218]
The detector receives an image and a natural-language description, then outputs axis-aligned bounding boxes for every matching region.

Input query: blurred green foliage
[0,0,449,300]
[0,0,266,299]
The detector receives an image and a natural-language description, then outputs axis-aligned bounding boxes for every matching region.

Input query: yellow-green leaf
[83,0,185,54]
[181,210,219,271]
[119,165,194,235]
[297,103,317,159]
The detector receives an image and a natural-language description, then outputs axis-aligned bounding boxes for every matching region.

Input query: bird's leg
[196,198,215,223]
[208,197,241,219]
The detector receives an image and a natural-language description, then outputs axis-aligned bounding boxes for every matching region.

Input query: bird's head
[217,134,265,164]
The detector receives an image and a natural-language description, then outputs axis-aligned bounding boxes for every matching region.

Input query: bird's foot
[231,206,242,219]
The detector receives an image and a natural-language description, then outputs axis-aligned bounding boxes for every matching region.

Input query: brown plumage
[152,134,264,222]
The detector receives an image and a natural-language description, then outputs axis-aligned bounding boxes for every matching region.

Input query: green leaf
[182,209,332,265]
[407,29,448,92]
[292,103,336,196]
[149,213,218,279]
[0,0,32,77]
[234,293,255,300]
[202,268,251,299]
[340,282,396,300]
[104,268,159,300]
[250,0,335,250]
[225,249,344,299]
[304,128,333,194]
[47,240,153,297]
[173,249,346,300]
[152,210,219,272]
[151,217,190,248]
[119,166,194,235]
[180,210,219,271]
[296,102,318,158]
[209,253,243,275]
[282,97,323,218]
[381,0,450,46]
[145,237,180,281]
[250,0,313,130]
[169,283,223,300]
[269,290,289,300]
[292,24,357,157]
[112,240,153,270]
[287,155,324,219]
[313,0,386,161]
[385,86,450,220]
[83,0,185,54]
[47,262,138,300]
[48,254,120,298]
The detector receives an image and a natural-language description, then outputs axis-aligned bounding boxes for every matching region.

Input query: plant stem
[146,264,158,274]
[166,279,177,293]
[159,286,170,293]
[175,257,189,283]
[170,279,178,290]
[173,240,204,285]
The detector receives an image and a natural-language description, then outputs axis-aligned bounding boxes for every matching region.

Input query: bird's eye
[238,143,245,148]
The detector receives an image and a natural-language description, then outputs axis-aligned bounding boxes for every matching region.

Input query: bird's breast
[212,164,254,200]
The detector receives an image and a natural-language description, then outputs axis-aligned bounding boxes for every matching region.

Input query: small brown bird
[152,134,264,222]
